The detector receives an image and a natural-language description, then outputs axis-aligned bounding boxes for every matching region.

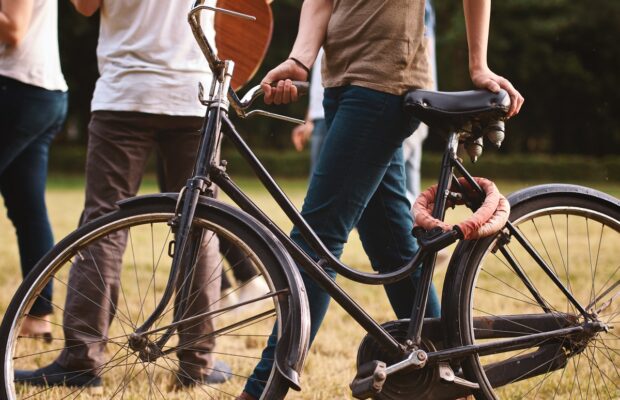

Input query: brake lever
[231,81,309,124]
[239,81,309,108]
[245,109,305,125]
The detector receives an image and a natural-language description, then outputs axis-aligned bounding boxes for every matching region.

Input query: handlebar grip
[236,81,310,111]
[269,81,309,96]
[292,81,309,96]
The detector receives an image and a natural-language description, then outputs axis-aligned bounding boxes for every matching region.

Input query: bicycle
[1,2,619,399]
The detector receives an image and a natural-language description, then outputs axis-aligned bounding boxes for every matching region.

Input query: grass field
[0,175,618,399]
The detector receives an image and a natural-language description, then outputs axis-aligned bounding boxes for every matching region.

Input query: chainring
[356,320,439,399]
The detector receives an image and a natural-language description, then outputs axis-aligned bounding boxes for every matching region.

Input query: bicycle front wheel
[450,185,620,399]
[0,201,292,400]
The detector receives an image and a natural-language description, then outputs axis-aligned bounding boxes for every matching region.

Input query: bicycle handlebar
[238,81,310,109]
[188,2,227,78]
[189,1,308,120]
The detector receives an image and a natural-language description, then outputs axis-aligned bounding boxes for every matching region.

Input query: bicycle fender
[117,193,311,391]
[505,183,620,208]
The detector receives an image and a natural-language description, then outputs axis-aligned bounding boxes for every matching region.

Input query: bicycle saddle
[404,89,510,132]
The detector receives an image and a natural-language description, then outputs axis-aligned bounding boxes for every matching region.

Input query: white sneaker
[238,277,270,311]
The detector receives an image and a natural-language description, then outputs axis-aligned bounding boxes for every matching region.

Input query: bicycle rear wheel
[0,201,292,400]
[450,185,620,399]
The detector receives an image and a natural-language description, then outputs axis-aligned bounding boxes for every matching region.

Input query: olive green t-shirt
[322,0,432,95]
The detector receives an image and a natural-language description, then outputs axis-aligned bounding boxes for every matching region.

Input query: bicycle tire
[0,200,294,400]
[446,185,620,399]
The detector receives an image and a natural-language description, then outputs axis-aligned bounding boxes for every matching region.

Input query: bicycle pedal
[349,360,387,399]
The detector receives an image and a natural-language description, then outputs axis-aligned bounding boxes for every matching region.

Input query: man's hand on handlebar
[261,59,309,105]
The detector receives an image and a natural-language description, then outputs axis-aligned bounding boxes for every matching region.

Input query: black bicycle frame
[136,94,593,365]
[211,113,590,360]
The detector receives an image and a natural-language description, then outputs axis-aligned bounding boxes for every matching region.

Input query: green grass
[1,175,618,399]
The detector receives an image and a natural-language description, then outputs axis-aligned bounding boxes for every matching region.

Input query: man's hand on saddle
[470,65,524,118]
[261,58,309,105]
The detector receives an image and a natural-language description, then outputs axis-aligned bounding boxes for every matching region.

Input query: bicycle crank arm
[350,355,480,400]
[350,350,427,399]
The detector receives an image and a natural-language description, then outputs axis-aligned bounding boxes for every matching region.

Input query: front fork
[127,176,213,361]
[129,62,235,352]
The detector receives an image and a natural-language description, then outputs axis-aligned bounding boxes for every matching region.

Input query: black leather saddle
[403,89,510,132]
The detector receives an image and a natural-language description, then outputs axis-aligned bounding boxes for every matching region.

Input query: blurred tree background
[57,0,620,156]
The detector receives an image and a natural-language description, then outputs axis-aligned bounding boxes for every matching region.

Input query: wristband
[288,57,311,77]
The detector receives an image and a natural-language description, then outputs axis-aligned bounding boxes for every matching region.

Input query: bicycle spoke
[160,309,276,357]
[584,345,614,399]
[463,199,620,399]
[479,266,543,312]
[71,251,134,329]
[531,218,561,279]
[151,232,219,331]
[521,339,567,399]
[548,214,571,295]
[128,229,147,326]
[476,285,551,309]
[4,211,295,399]
[53,269,134,333]
[138,223,172,332]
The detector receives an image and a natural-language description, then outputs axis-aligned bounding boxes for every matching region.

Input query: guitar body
[215,0,273,90]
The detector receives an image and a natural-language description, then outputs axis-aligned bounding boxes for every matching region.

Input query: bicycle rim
[459,194,620,399]
[1,205,290,399]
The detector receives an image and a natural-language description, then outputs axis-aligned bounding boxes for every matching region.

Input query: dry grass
[0,175,618,399]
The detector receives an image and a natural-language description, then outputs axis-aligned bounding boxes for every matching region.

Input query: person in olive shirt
[237,1,524,399]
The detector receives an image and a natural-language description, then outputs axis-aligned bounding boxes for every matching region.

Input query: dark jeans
[0,75,68,316]
[244,85,440,397]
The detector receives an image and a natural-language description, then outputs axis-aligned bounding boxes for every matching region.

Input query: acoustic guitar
[214,0,274,90]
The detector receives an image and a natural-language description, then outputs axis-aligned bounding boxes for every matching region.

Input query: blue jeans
[244,85,440,397]
[0,75,68,316]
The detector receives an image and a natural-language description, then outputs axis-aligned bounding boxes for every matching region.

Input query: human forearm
[260,0,332,104]
[462,0,524,116]
[0,0,34,46]
[70,0,101,17]
[288,0,332,69]
[463,0,491,74]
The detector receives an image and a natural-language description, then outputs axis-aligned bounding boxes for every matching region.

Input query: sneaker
[14,361,102,393]
[176,360,233,387]
[238,277,269,306]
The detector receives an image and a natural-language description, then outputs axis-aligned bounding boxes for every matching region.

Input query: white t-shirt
[0,0,67,91]
[91,0,216,116]
[308,48,325,121]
